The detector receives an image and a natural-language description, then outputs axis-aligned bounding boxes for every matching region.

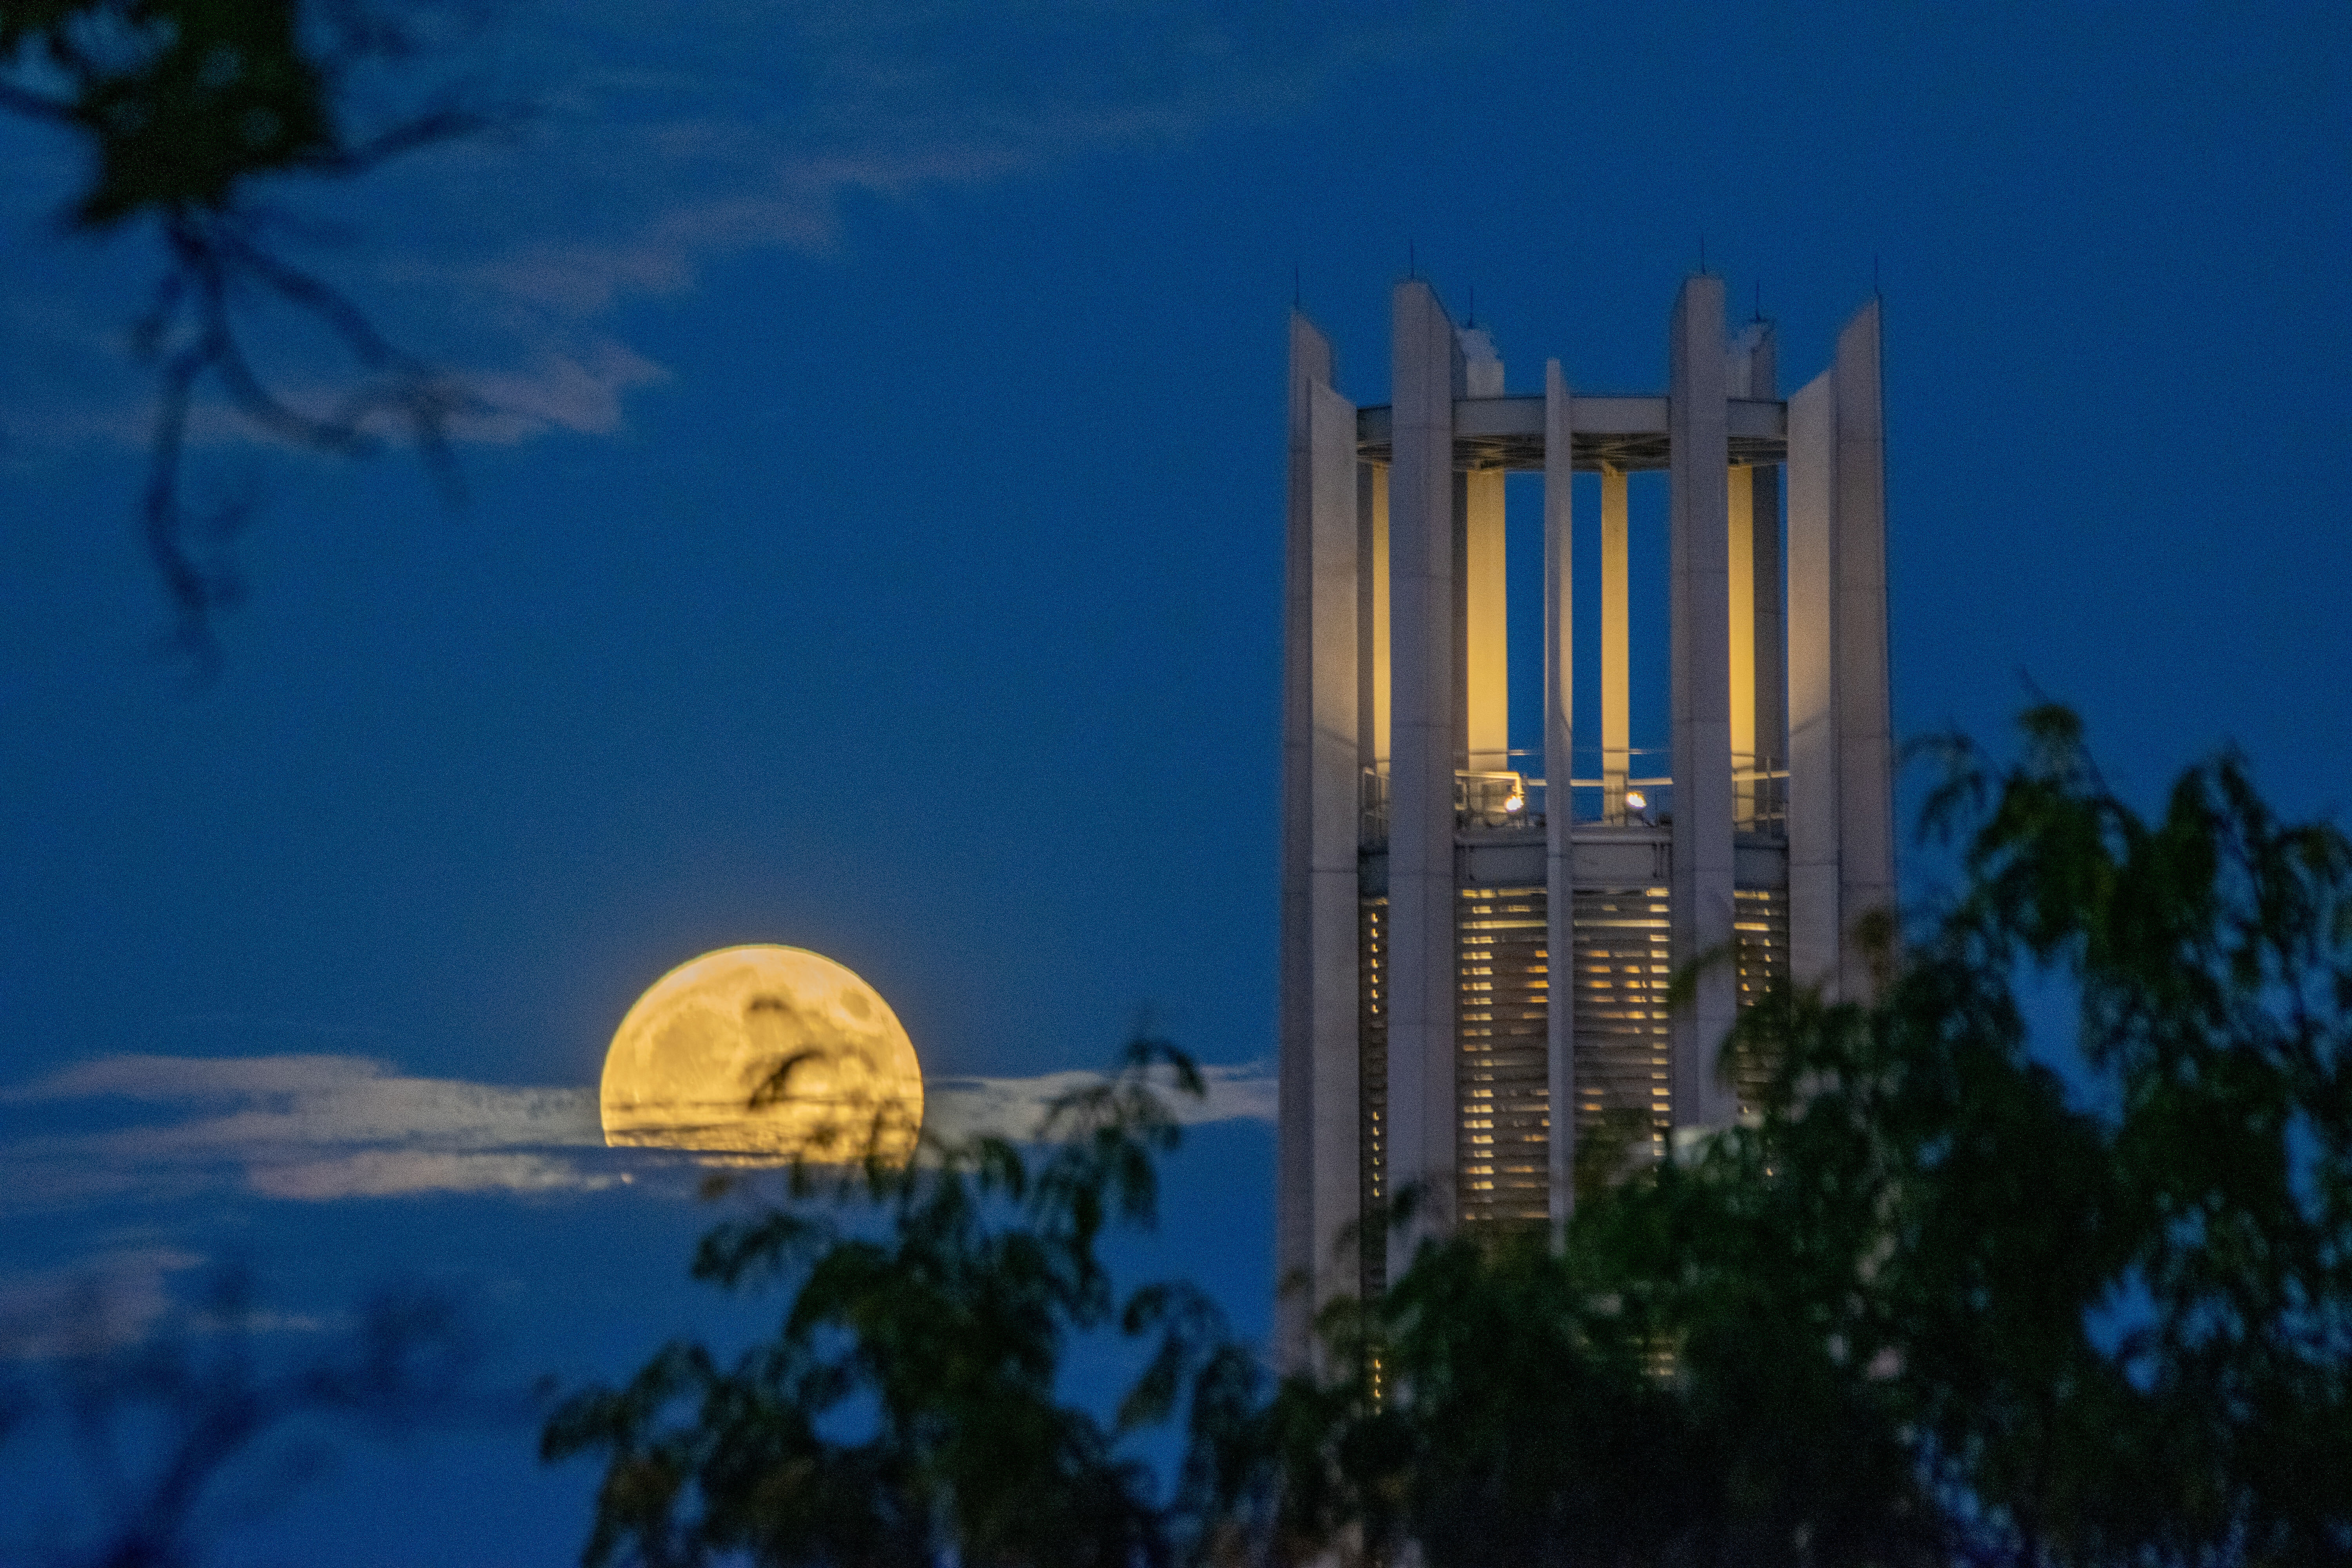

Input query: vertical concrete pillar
[1460,325,1504,398]
[1278,311,1327,1366]
[1305,372,1361,1342]
[1601,470,1630,820]
[1786,368,1839,991]
[1278,311,1362,1371]
[1463,470,1510,775]
[1386,279,1463,1240]
[1833,302,1895,995]
[1787,300,1895,1000]
[1667,276,1738,1132]
[1542,357,1576,1227]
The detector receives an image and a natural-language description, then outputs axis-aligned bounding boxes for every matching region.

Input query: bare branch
[209,221,401,370]
[2,0,511,660]
[142,332,225,663]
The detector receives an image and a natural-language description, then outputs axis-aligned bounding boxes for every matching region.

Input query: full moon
[601,945,923,1165]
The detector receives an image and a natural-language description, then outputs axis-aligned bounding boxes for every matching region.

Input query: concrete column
[1278,311,1363,1372]
[1386,279,1463,1241]
[1727,319,1775,401]
[1786,300,1896,1001]
[1306,373,1361,1341]
[1542,357,1575,1227]
[1278,310,1328,1366]
[1460,325,1504,398]
[1786,368,1839,992]
[1463,469,1509,774]
[1833,301,1895,995]
[1601,470,1630,820]
[1667,275,1738,1133]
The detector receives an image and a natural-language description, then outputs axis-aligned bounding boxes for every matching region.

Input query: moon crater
[601,945,922,1165]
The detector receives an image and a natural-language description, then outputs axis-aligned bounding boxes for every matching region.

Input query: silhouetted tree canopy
[1265,706,2350,1568]
[543,1038,1262,1568]
[0,0,493,655]
[553,707,2350,1568]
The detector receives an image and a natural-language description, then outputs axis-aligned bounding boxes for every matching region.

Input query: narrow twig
[3,2,511,661]
[142,333,221,660]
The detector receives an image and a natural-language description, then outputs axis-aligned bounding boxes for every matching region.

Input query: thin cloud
[247,1151,620,1201]
[0,1054,610,1210]
[460,341,675,442]
[0,0,1423,457]
[412,0,1405,324]
[924,1061,1277,1144]
[0,1246,210,1359]
[0,1246,329,1361]
[0,1053,1274,1211]
[0,1053,604,1147]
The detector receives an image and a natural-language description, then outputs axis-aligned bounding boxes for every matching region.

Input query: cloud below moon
[0,1052,1276,1212]
[922,1062,1278,1143]
[0,1054,610,1210]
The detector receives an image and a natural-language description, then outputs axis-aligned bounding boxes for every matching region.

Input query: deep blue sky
[4,3,2348,1561]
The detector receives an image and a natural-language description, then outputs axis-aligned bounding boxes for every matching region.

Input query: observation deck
[1354,394,1789,472]
[1354,749,1789,897]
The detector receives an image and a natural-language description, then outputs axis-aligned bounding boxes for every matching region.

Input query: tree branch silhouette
[1,1266,484,1568]
[2,0,508,662]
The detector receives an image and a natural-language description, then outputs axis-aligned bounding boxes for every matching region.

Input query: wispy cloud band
[0,0,1419,457]
[0,1052,1275,1211]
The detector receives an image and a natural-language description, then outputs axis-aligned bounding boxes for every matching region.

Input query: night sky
[4,4,2348,1562]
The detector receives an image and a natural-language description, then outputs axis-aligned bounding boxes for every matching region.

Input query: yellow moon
[601,945,922,1165]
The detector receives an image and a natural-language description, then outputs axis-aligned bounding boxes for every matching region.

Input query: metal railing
[1358,747,1787,843]
[1733,754,1788,834]
[1456,768,1544,831]
[1558,748,1784,831]
[1362,765,1388,844]
[1560,745,1672,828]
[1359,751,1549,843]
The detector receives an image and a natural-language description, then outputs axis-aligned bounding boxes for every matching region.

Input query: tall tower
[1275,276,1895,1369]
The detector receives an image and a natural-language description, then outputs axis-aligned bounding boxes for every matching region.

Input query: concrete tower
[1274,276,1894,1370]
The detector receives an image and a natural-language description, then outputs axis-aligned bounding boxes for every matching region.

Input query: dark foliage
[550,709,2350,1568]
[1263,706,2350,1568]
[544,1037,1260,1568]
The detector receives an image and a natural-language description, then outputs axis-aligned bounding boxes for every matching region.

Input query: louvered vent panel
[1570,885,1674,1162]
[1457,887,1550,1224]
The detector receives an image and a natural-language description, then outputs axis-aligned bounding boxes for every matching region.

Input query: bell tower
[1274,276,1895,1369]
